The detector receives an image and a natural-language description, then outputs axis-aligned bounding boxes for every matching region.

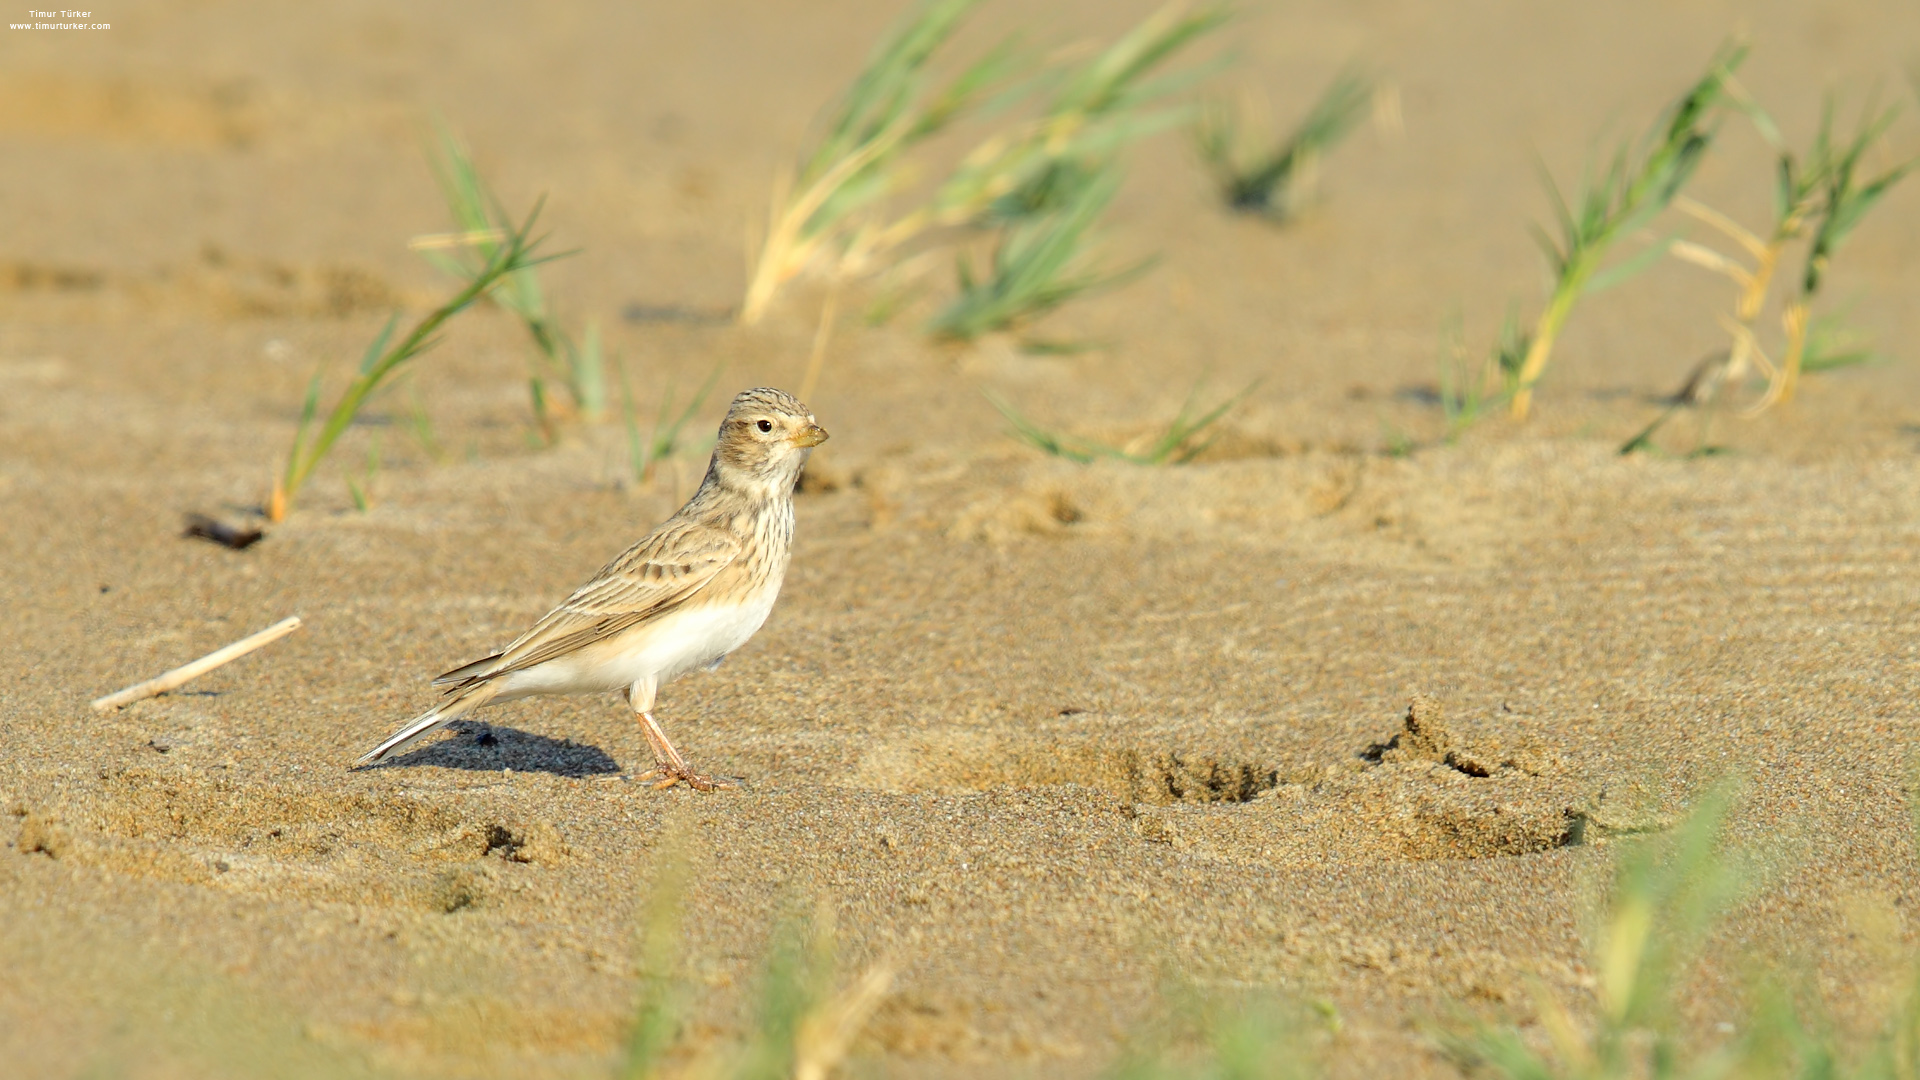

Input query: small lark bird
[356,387,828,791]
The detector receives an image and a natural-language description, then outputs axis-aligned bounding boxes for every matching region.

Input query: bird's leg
[625,679,734,793]
[624,688,680,769]
[623,679,675,767]
[638,712,735,792]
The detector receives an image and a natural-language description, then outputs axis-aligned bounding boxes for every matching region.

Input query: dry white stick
[91,616,303,712]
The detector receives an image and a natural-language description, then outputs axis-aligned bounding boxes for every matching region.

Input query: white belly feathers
[496,587,781,700]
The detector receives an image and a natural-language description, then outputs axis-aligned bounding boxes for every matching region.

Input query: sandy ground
[4,1,1920,1076]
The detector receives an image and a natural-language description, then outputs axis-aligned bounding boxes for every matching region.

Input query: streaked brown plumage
[356,387,827,790]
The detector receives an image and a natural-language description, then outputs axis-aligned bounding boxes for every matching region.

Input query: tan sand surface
[3,1,1919,1076]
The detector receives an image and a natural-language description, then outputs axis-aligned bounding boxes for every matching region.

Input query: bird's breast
[620,587,780,684]
[498,588,783,699]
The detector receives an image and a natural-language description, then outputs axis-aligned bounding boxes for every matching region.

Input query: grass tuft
[1625,91,1913,452]
[1801,98,1917,297]
[401,381,445,463]
[1453,783,1920,1080]
[344,434,380,513]
[921,2,1230,233]
[746,1,1226,337]
[1455,785,1748,1080]
[1103,995,1331,1079]
[930,164,1152,339]
[420,124,604,431]
[268,201,555,522]
[1197,68,1374,219]
[989,379,1257,464]
[1506,43,1746,420]
[740,0,1003,325]
[613,844,892,1080]
[1437,308,1525,442]
[615,358,725,487]
[614,835,691,1079]
[917,4,1226,339]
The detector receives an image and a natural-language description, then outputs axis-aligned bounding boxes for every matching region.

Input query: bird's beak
[791,423,829,448]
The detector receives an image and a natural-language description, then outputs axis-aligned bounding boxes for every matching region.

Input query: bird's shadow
[364,721,623,778]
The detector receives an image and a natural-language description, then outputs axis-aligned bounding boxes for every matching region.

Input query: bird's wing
[430,652,499,686]
[436,520,741,688]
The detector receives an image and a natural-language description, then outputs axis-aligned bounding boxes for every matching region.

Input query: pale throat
[716,451,806,504]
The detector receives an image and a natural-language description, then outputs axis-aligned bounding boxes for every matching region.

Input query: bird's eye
[756,419,773,433]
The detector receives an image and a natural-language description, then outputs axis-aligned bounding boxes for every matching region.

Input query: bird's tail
[355,682,500,767]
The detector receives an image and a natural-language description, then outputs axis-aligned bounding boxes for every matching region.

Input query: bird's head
[711,387,828,494]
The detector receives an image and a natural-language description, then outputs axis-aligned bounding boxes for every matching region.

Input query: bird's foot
[637,764,738,793]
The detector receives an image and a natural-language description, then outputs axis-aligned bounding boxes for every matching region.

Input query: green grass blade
[810,0,982,177]
[1215,68,1373,215]
[1804,138,1917,294]
[984,391,1100,462]
[800,0,984,227]
[1159,379,1259,463]
[616,841,692,1078]
[414,249,469,281]
[1619,400,1683,455]
[402,383,442,462]
[1510,43,1743,418]
[1531,156,1579,265]
[615,356,647,484]
[650,363,725,464]
[278,201,558,515]
[281,366,326,495]
[931,1,1225,232]
[987,381,1251,467]
[1054,3,1231,118]
[528,377,552,444]
[426,119,494,246]
[1436,313,1472,432]
[424,124,600,421]
[1584,231,1681,295]
[912,36,1021,139]
[1800,312,1882,373]
[574,318,606,418]
[931,164,1138,339]
[356,314,399,376]
[742,0,994,323]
